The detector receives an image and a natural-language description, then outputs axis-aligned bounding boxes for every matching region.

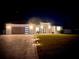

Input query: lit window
[57,26,62,31]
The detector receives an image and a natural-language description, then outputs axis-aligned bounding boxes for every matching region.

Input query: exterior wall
[25,25,29,34]
[6,23,62,34]
[54,26,62,34]
[40,22,52,33]
[29,24,36,34]
[53,26,58,34]
[6,24,27,34]
[6,24,12,34]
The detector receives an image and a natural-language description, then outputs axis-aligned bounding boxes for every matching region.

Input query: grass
[34,34,79,59]
[34,34,77,46]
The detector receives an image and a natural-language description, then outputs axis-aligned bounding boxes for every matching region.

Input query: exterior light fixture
[57,26,62,31]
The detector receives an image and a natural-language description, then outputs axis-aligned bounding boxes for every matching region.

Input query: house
[5,22,62,34]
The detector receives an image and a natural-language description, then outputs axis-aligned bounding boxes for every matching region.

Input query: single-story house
[5,22,62,34]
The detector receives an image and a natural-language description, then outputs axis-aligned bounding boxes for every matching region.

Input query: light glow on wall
[29,25,33,30]
[40,25,43,29]
[36,27,39,32]
[48,25,51,29]
[57,26,62,31]
[6,24,11,29]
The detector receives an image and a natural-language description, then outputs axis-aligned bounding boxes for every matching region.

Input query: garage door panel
[12,27,25,34]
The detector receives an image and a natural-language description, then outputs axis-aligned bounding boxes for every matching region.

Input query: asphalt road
[0,35,39,59]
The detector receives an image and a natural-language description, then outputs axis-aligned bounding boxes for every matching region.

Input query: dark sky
[0,1,79,33]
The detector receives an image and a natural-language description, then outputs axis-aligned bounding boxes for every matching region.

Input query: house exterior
[5,22,62,34]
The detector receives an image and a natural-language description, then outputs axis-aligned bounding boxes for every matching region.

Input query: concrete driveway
[0,35,39,59]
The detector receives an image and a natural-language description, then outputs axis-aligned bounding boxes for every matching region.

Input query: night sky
[0,1,79,34]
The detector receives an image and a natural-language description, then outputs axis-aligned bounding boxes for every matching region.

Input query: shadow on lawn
[0,38,6,59]
[37,37,79,59]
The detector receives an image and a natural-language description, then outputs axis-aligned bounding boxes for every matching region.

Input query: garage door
[12,27,25,34]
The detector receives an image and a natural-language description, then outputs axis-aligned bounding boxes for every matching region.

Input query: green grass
[34,34,78,51]
[35,34,78,59]
[34,34,77,47]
